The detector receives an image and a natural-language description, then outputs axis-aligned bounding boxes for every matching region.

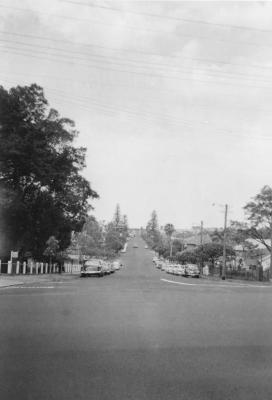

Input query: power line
[1,75,271,141]
[2,44,272,91]
[1,69,272,116]
[1,29,272,75]
[0,4,162,34]
[2,37,272,87]
[61,0,272,34]
[31,86,272,141]
[1,3,272,50]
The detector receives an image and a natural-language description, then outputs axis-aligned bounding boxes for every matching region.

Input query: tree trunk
[270,222,272,280]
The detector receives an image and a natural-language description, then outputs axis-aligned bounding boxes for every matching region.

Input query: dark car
[81,261,104,277]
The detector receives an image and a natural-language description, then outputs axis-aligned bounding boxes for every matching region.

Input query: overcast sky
[1,1,272,229]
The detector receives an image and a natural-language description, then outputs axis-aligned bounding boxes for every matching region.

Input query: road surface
[1,236,272,399]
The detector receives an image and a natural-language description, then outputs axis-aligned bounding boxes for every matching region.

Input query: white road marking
[160,278,271,289]
[2,286,58,289]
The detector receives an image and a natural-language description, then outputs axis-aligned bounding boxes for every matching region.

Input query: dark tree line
[0,84,98,259]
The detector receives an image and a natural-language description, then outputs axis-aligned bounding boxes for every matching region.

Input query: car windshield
[85,265,101,271]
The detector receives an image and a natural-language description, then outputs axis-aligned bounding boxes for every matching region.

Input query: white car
[112,260,122,271]
[160,262,168,271]
[101,262,112,275]
[175,265,186,276]
[166,266,175,274]
[185,264,200,278]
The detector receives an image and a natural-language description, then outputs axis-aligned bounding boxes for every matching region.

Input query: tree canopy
[0,84,98,259]
[244,185,272,252]
[145,210,162,249]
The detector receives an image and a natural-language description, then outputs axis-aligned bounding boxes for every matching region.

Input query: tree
[176,250,198,264]
[244,185,272,275]
[164,223,175,257]
[194,243,235,270]
[113,204,122,227]
[0,84,98,259]
[105,222,124,253]
[43,236,59,268]
[82,216,103,247]
[121,214,129,238]
[146,210,161,249]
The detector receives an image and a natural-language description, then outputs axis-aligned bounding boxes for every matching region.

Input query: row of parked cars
[80,259,123,278]
[152,257,200,278]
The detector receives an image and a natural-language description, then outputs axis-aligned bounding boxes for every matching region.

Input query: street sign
[11,251,18,259]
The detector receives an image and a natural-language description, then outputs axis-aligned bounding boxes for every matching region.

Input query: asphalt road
[1,236,272,400]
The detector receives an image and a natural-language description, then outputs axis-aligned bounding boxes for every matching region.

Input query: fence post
[45,263,48,274]
[7,261,12,274]
[16,261,20,274]
[53,264,56,273]
[36,262,39,274]
[30,262,33,274]
[40,262,44,274]
[23,261,26,275]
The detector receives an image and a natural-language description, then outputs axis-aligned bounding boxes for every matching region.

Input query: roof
[246,238,270,250]
[184,233,212,246]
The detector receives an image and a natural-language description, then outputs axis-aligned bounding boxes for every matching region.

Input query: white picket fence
[0,260,81,275]
[63,262,81,273]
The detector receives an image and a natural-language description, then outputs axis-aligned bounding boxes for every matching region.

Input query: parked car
[171,264,180,275]
[111,260,122,271]
[156,260,165,269]
[81,260,104,277]
[175,265,186,276]
[166,266,175,274]
[144,245,148,249]
[185,264,200,278]
[101,262,112,275]
[133,244,138,248]
[160,261,169,271]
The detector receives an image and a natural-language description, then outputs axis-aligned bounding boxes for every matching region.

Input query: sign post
[10,251,18,274]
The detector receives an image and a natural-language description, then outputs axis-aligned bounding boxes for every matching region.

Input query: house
[183,233,212,251]
[234,239,271,271]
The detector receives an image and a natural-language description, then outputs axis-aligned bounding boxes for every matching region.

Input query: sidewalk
[0,273,79,288]
[200,274,272,286]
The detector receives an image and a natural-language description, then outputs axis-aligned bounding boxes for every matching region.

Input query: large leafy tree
[146,210,161,249]
[194,243,235,268]
[164,223,175,257]
[244,185,272,274]
[104,206,129,253]
[70,216,104,258]
[105,222,124,253]
[0,84,98,259]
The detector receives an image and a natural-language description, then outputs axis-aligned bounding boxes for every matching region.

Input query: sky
[1,0,272,229]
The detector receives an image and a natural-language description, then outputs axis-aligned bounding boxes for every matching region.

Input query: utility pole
[222,204,228,280]
[200,221,203,272]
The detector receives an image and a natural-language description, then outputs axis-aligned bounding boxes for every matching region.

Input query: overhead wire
[1,69,271,117]
[61,0,272,34]
[1,29,272,74]
[2,37,272,87]
[1,3,272,50]
[1,74,271,141]
[2,44,272,91]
